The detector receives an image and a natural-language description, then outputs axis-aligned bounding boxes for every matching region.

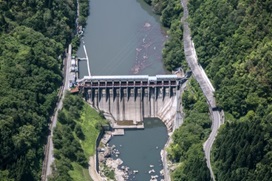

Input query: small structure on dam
[78,74,185,131]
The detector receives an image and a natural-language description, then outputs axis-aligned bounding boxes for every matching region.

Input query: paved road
[45,44,72,179]
[204,111,221,180]
[162,143,171,181]
[181,0,222,180]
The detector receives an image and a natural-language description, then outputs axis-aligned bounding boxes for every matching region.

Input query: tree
[75,124,85,140]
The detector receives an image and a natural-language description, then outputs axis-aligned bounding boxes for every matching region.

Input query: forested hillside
[188,0,272,180]
[147,0,272,180]
[0,0,78,180]
[167,79,212,181]
[48,93,107,181]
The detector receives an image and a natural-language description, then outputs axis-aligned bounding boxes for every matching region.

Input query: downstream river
[77,0,169,180]
[110,118,168,180]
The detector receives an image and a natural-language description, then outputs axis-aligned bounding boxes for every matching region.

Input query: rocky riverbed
[98,131,166,181]
[98,132,133,181]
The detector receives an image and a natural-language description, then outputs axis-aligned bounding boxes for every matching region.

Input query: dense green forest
[0,0,89,180]
[49,93,88,181]
[78,0,90,27]
[2,0,271,180]
[187,0,272,180]
[167,79,211,181]
[48,93,107,181]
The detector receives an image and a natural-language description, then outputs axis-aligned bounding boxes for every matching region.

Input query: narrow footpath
[89,156,103,181]
[180,0,223,180]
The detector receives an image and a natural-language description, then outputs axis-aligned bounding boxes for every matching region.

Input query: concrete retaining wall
[86,86,178,131]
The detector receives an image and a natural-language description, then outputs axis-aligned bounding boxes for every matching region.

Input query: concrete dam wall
[78,75,183,131]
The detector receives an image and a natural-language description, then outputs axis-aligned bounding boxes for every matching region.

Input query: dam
[78,74,184,131]
[74,0,184,180]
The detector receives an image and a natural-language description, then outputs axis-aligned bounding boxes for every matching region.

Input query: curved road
[181,0,223,180]
[204,111,221,180]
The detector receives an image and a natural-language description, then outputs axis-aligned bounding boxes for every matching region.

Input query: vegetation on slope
[48,93,108,181]
[212,115,272,181]
[0,0,89,180]
[187,0,272,180]
[78,0,90,27]
[0,26,64,181]
[167,79,211,181]
[0,0,77,45]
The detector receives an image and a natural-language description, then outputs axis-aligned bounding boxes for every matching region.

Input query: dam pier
[78,74,185,131]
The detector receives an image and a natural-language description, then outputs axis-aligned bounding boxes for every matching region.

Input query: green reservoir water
[77,0,169,180]
[78,0,168,77]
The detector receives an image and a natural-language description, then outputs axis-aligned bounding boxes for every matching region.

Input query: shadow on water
[136,0,160,23]
[144,117,166,128]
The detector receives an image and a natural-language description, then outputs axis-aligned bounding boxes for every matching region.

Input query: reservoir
[77,0,169,180]
[77,0,168,77]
